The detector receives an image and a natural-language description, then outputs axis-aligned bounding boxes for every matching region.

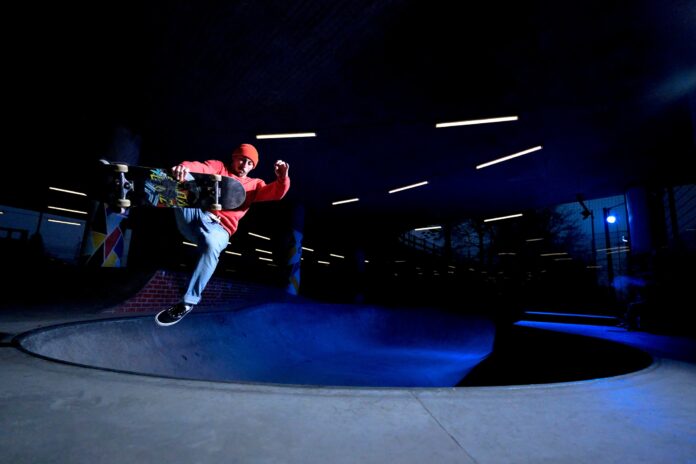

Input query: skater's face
[231,156,255,177]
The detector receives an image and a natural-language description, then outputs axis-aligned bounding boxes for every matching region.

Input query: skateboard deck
[97,161,246,211]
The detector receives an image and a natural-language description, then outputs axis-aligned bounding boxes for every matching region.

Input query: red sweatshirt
[180,159,290,237]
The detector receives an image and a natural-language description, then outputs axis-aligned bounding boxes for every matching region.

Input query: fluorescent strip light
[49,187,87,196]
[597,246,630,253]
[318,260,330,265]
[47,206,88,215]
[256,132,316,139]
[225,251,242,256]
[332,198,359,206]
[329,253,345,259]
[436,116,518,128]
[526,237,544,242]
[476,146,542,169]
[258,257,273,262]
[414,226,441,231]
[255,248,273,255]
[301,247,314,252]
[388,181,429,194]
[540,252,567,257]
[483,213,523,223]
[248,232,271,240]
[47,219,81,226]
[183,242,197,247]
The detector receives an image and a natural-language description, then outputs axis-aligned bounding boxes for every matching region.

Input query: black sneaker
[155,303,194,327]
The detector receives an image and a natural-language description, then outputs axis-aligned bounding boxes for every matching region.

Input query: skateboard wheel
[117,199,131,208]
[210,204,222,211]
[114,164,128,173]
[210,174,222,182]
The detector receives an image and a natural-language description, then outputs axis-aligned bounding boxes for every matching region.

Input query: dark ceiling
[6,0,696,244]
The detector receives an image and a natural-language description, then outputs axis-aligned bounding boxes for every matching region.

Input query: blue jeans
[174,208,230,305]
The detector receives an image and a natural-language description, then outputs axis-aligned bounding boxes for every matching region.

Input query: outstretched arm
[254,160,291,202]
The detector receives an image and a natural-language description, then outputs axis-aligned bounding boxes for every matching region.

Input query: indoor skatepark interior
[3,1,696,462]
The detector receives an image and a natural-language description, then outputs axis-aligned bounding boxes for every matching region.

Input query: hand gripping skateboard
[98,160,246,211]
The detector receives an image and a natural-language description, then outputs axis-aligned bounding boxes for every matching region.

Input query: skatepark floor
[1,269,695,463]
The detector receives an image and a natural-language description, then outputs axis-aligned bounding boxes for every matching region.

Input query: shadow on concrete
[459,324,653,386]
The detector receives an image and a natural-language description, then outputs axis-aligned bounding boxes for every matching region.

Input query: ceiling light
[483,213,523,222]
[256,132,316,139]
[476,146,542,169]
[388,181,428,194]
[248,232,271,240]
[414,226,441,231]
[332,198,359,205]
[47,219,81,226]
[47,206,88,215]
[49,187,87,196]
[436,116,518,128]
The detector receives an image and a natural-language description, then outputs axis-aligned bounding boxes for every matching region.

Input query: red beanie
[232,143,259,166]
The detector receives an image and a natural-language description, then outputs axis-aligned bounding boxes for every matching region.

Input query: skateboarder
[156,143,290,326]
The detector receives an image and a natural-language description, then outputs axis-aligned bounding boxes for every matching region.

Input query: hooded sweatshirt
[180,159,290,237]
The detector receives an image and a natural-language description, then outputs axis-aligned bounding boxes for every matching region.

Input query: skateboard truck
[114,164,133,208]
[99,159,133,208]
[211,174,222,211]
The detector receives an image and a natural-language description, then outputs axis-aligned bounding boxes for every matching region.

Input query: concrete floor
[2,300,696,463]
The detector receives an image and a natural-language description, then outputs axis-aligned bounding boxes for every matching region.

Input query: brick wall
[113,269,283,313]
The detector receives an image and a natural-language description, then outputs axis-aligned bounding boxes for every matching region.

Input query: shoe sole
[155,309,183,327]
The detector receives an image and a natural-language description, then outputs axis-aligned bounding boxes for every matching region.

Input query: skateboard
[97,160,246,211]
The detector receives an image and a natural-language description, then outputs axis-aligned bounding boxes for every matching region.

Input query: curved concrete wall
[18,303,495,387]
